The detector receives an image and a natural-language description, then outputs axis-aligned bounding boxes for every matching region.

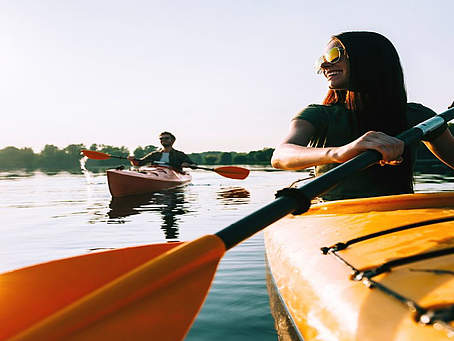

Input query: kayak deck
[265,192,454,340]
[107,166,192,197]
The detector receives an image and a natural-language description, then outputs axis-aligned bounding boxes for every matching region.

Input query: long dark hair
[323,31,407,135]
[323,31,413,193]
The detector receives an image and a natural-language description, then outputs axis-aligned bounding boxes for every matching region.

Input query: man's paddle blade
[215,166,250,180]
[81,150,112,160]
[7,235,226,341]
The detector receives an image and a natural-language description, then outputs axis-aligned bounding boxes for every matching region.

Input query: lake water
[1,167,454,340]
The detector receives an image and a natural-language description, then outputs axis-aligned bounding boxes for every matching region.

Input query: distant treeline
[0,143,275,171]
[2,123,453,172]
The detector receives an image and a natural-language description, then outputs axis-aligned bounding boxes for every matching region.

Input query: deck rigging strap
[320,216,454,254]
[325,247,454,333]
[320,217,454,335]
[353,247,454,279]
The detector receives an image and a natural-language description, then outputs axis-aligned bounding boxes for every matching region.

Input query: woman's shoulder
[407,102,436,114]
[406,102,437,125]
[293,104,347,134]
[294,104,344,120]
[407,102,447,141]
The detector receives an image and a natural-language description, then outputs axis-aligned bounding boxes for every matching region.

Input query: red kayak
[106,166,192,197]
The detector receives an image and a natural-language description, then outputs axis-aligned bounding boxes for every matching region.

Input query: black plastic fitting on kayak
[275,188,311,215]
[320,242,348,254]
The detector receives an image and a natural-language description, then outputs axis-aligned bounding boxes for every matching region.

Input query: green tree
[204,155,218,165]
[134,145,157,159]
[0,146,37,169]
[0,143,276,170]
[188,153,202,164]
[232,153,248,164]
[19,147,37,169]
[39,145,68,169]
[63,144,87,169]
[248,148,274,164]
[86,145,130,167]
[219,152,232,165]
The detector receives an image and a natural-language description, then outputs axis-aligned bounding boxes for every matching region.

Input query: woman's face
[320,39,350,89]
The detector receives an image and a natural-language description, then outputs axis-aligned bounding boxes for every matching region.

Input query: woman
[271,31,454,201]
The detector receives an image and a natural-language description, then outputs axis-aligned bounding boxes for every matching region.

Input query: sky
[0,0,453,154]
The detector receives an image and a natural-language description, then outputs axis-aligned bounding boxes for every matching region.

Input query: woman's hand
[332,131,404,165]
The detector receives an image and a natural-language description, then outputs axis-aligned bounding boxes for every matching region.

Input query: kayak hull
[106,166,192,197]
[265,192,454,340]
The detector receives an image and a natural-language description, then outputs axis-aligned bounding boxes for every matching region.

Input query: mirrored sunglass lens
[325,47,341,63]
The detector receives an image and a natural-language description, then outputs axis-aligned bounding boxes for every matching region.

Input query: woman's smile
[325,69,343,79]
[320,38,350,89]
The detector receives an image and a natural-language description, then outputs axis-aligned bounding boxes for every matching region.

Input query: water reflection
[0,171,34,180]
[108,188,190,240]
[216,186,250,205]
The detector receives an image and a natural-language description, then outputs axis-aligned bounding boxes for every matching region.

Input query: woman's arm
[271,119,405,170]
[271,119,337,170]
[423,128,454,169]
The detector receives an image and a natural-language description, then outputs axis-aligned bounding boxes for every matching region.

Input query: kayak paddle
[191,165,250,180]
[5,108,453,340]
[81,150,250,180]
[81,150,128,160]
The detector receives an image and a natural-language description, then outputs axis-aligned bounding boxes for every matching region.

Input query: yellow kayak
[265,192,454,340]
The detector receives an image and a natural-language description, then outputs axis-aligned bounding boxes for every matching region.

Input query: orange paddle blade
[6,236,226,341]
[1,242,182,340]
[81,150,112,160]
[214,166,250,180]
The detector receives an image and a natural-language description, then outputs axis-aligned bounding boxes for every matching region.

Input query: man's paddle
[81,150,128,160]
[5,109,454,341]
[81,150,250,180]
[191,165,250,179]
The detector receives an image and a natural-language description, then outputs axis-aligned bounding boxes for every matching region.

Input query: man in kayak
[127,131,197,172]
[271,31,454,201]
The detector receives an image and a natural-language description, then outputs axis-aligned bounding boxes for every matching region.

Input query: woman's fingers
[379,156,404,166]
[334,131,404,164]
[357,131,404,163]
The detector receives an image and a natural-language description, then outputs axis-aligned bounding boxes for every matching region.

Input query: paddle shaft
[109,155,128,160]
[192,166,216,171]
[216,108,454,250]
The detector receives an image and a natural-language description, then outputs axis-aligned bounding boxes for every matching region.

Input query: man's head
[159,131,176,148]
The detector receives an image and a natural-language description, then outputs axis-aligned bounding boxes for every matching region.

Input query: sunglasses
[160,137,171,140]
[315,46,345,74]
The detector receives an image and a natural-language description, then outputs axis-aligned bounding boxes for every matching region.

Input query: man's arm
[180,152,197,168]
[127,151,159,167]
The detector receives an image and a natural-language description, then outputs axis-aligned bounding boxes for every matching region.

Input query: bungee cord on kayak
[320,215,454,254]
[265,191,454,340]
[321,227,454,336]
